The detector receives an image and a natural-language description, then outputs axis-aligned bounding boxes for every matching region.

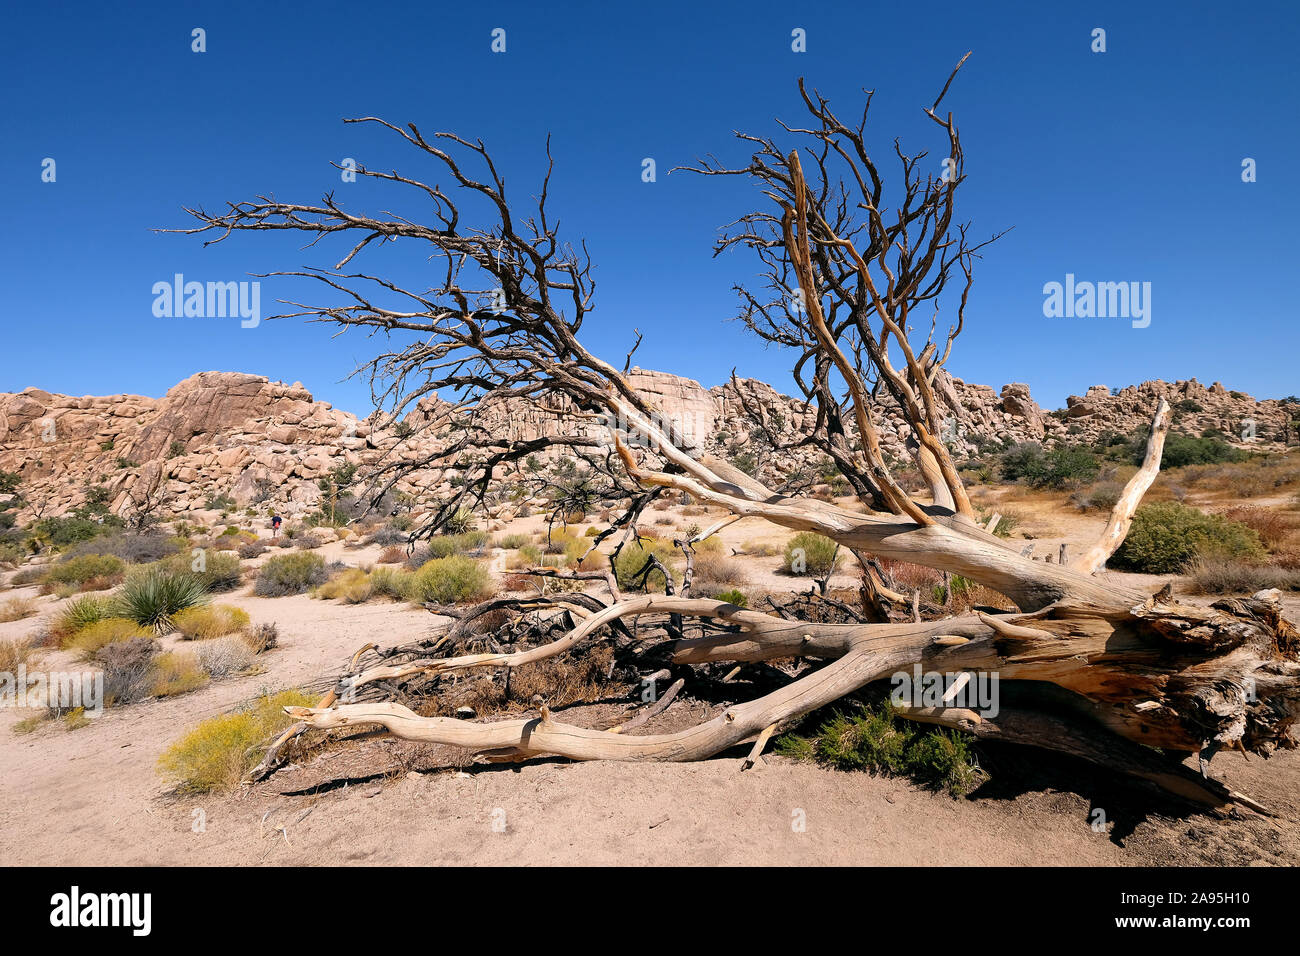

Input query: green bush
[31,516,117,549]
[1151,432,1247,469]
[114,569,210,633]
[158,549,243,592]
[613,540,678,592]
[776,702,984,796]
[1110,502,1266,573]
[254,552,328,596]
[51,594,117,645]
[499,534,530,549]
[783,532,840,577]
[405,556,492,605]
[1000,442,1099,489]
[42,553,125,589]
[713,588,748,608]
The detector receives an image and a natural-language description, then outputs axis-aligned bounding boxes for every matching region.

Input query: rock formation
[0,368,1292,520]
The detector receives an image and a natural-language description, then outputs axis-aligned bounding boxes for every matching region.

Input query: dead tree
[173,58,1300,811]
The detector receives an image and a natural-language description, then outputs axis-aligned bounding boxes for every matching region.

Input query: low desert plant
[150,650,209,697]
[499,533,529,549]
[172,604,250,640]
[775,702,985,797]
[0,596,38,622]
[40,553,125,593]
[50,594,116,645]
[783,532,840,577]
[157,689,317,792]
[96,638,160,705]
[1110,502,1265,574]
[238,540,269,559]
[64,617,152,660]
[0,636,37,673]
[316,567,375,604]
[613,540,678,592]
[404,556,493,605]
[712,588,748,608]
[193,636,256,678]
[240,622,279,654]
[1186,556,1300,594]
[115,569,210,633]
[64,532,182,565]
[255,552,329,596]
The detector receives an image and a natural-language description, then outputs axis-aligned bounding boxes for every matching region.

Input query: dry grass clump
[0,596,38,622]
[377,545,406,564]
[0,635,37,672]
[1186,556,1300,594]
[192,636,257,678]
[691,551,748,589]
[1218,505,1294,549]
[172,604,250,640]
[150,650,210,697]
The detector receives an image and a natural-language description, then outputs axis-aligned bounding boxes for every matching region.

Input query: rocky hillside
[0,369,1291,520]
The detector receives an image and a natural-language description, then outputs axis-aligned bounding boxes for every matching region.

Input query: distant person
[271,514,282,538]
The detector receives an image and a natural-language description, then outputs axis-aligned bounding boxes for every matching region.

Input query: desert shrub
[1154,432,1247,469]
[405,556,493,605]
[241,622,279,655]
[442,507,477,534]
[0,596,38,622]
[377,545,405,564]
[0,636,36,672]
[151,651,209,697]
[157,689,316,793]
[1218,506,1292,549]
[692,551,748,589]
[238,540,268,559]
[50,594,116,645]
[775,702,985,797]
[96,638,160,705]
[500,533,529,549]
[172,604,250,640]
[65,617,152,660]
[154,549,243,592]
[193,636,256,678]
[1071,480,1124,513]
[31,515,115,549]
[255,552,328,596]
[1187,557,1300,594]
[367,566,410,601]
[613,540,678,592]
[713,588,748,608]
[316,567,375,604]
[9,567,45,588]
[1110,502,1266,573]
[64,532,182,564]
[783,532,840,577]
[41,553,125,593]
[114,569,210,632]
[364,525,409,547]
[295,532,324,550]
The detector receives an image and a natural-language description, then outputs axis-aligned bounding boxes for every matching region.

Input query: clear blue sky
[2,0,1296,414]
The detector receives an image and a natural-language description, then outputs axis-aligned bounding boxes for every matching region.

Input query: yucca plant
[113,569,209,634]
